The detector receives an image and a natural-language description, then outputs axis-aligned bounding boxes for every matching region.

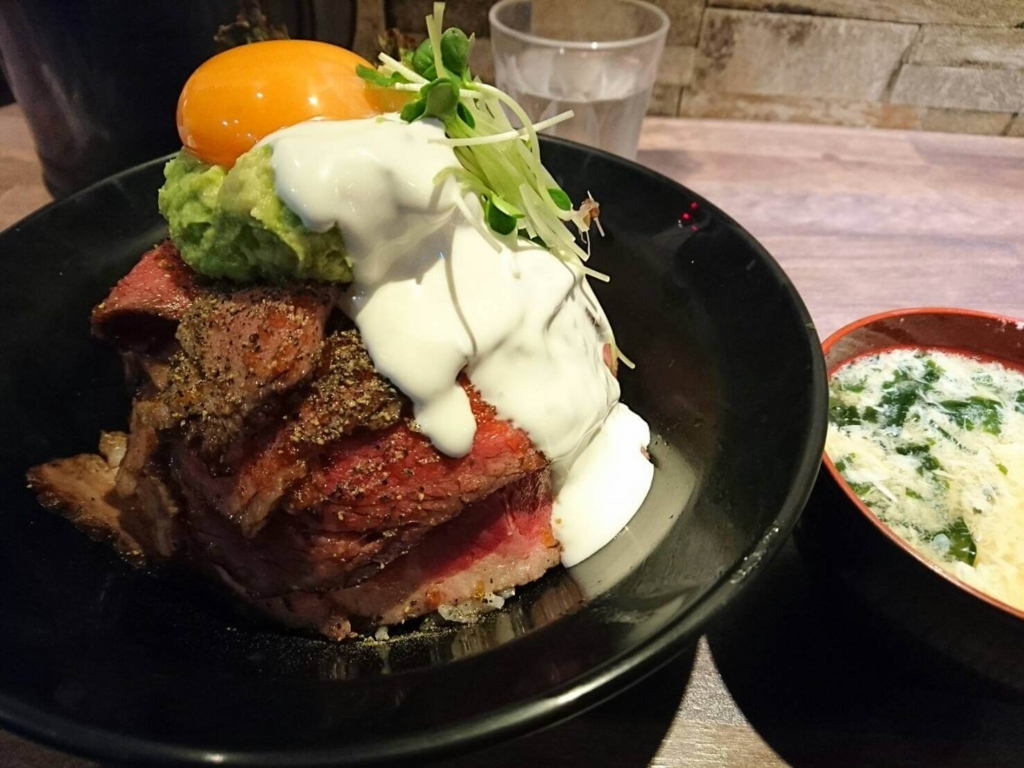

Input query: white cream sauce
[264,116,653,565]
[552,403,654,567]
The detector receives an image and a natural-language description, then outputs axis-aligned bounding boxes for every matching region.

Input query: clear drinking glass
[489,0,669,160]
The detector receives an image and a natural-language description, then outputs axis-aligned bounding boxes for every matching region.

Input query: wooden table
[1,103,1023,767]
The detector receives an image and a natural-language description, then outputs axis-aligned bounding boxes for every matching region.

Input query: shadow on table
[708,541,1024,768]
[429,646,696,768]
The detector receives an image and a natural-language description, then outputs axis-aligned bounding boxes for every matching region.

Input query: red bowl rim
[821,306,1024,623]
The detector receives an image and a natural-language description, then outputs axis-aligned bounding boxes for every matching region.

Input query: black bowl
[0,139,826,765]
[797,308,1024,692]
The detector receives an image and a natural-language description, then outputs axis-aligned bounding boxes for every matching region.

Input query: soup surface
[827,349,1024,609]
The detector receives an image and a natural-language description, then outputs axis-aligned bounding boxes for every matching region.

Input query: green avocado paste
[158,146,352,283]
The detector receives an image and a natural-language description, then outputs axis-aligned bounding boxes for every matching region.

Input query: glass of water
[489,0,669,160]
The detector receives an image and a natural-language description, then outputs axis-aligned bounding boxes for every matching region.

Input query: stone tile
[909,26,1024,70]
[678,89,1014,134]
[648,0,707,46]
[917,108,1013,135]
[657,45,698,86]
[679,88,901,126]
[707,0,1024,26]
[694,9,917,101]
[386,0,495,36]
[891,64,1024,112]
[647,83,683,115]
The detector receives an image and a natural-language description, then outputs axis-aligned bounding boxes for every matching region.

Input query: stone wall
[352,0,1024,135]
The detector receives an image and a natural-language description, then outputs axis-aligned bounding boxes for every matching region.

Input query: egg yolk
[176,40,409,168]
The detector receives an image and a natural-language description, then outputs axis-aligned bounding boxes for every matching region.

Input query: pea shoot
[356,2,606,287]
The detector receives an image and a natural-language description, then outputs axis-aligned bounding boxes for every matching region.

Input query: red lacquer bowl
[796,308,1024,691]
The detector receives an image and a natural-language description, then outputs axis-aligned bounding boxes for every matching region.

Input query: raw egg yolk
[176,40,409,168]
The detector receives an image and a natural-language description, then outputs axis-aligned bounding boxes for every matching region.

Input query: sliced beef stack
[28,242,561,639]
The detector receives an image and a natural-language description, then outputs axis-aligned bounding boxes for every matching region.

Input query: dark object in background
[797,308,1024,694]
[384,0,494,37]
[0,61,13,107]
[0,140,825,763]
[214,0,290,48]
[0,1,354,198]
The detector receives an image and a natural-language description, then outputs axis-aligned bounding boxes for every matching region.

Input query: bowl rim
[821,305,1024,624]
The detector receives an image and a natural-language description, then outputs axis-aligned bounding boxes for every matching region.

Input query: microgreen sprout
[356,2,606,283]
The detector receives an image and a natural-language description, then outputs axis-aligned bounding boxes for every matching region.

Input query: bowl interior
[822,308,1024,620]
[0,142,826,763]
